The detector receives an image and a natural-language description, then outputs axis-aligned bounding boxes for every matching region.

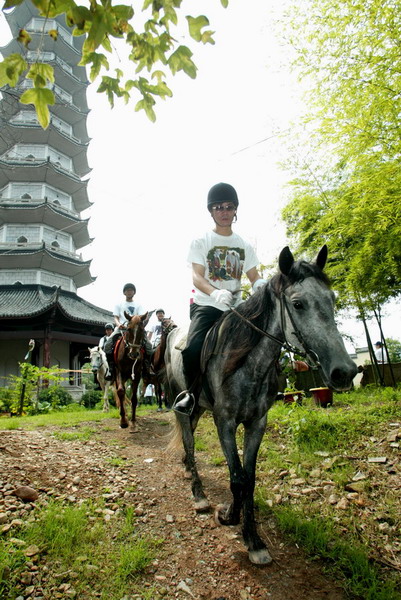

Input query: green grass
[195,387,401,600]
[52,425,98,441]
[0,402,159,431]
[0,407,121,430]
[0,499,162,600]
[272,507,401,600]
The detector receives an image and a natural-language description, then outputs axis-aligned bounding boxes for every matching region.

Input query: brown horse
[114,311,148,429]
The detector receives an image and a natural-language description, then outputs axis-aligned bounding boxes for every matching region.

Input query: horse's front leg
[175,407,210,512]
[129,380,139,430]
[242,416,272,565]
[116,375,128,429]
[128,362,141,431]
[103,381,110,412]
[214,418,245,526]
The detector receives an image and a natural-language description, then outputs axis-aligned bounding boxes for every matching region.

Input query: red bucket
[283,391,304,405]
[310,387,333,407]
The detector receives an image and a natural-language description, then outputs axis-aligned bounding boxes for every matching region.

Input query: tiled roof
[0,284,112,325]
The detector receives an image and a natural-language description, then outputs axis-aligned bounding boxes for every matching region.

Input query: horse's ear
[124,310,131,321]
[279,246,294,276]
[141,312,149,322]
[315,245,328,270]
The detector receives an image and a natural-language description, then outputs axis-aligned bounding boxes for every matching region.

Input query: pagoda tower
[0,4,112,385]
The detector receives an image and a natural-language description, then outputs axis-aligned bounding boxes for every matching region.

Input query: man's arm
[192,263,216,295]
[246,266,262,286]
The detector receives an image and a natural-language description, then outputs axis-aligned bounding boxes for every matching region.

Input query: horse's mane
[219,259,331,379]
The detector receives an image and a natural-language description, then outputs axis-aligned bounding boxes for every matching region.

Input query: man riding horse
[104,282,152,381]
[173,182,265,414]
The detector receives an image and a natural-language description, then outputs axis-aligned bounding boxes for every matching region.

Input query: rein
[230,292,321,369]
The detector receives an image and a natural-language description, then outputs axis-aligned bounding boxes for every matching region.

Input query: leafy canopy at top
[280,0,401,315]
[0,0,228,127]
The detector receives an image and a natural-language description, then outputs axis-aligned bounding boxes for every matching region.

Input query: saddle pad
[174,332,188,351]
[113,336,123,362]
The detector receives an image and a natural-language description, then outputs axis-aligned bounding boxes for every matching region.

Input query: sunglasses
[211,203,236,212]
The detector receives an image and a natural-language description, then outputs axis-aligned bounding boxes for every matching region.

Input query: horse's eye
[293,301,303,310]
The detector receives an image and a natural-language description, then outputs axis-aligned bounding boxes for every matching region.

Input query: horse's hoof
[194,498,210,513]
[120,422,129,429]
[248,548,273,565]
[214,503,229,525]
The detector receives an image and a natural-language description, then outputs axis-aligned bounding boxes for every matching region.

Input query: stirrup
[173,390,195,416]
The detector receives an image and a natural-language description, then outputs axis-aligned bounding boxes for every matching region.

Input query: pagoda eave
[0,247,94,287]
[0,202,91,248]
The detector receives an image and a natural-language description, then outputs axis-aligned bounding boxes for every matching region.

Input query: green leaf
[220,0,229,7]
[48,29,58,41]
[112,4,134,21]
[0,54,27,87]
[79,52,109,81]
[168,45,197,78]
[135,97,156,122]
[27,63,55,85]
[186,15,210,42]
[84,7,108,52]
[20,87,55,129]
[17,29,32,47]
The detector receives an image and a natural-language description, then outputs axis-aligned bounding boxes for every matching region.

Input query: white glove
[210,289,233,308]
[252,278,265,291]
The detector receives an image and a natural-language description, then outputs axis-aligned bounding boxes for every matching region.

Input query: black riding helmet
[207,182,239,210]
[123,283,136,293]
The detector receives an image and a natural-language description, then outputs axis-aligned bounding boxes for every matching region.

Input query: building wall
[0,270,75,290]
[0,338,80,386]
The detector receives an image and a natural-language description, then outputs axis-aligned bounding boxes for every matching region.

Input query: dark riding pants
[181,304,224,389]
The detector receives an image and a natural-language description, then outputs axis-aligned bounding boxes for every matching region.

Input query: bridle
[230,291,321,369]
[123,325,145,360]
[89,349,104,371]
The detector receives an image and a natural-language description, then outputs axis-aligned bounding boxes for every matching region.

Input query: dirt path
[0,411,346,600]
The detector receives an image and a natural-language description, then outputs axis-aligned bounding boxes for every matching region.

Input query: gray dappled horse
[165,246,357,565]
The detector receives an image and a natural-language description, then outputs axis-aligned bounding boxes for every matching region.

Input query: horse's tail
[166,414,183,452]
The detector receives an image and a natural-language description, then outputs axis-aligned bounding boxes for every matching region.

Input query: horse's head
[161,317,177,335]
[277,246,357,391]
[125,312,148,359]
[89,346,103,373]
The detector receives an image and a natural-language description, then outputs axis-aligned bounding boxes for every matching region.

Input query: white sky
[1,0,399,350]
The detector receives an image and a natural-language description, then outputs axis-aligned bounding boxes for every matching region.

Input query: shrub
[80,390,103,409]
[37,387,74,410]
[0,388,16,414]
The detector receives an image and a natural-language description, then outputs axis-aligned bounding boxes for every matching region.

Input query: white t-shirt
[113,299,145,325]
[188,230,259,310]
[374,347,386,363]
[149,322,163,347]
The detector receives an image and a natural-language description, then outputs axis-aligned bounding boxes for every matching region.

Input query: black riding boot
[105,353,114,381]
[173,390,196,415]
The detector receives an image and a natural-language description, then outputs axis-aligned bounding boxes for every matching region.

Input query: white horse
[88,346,113,411]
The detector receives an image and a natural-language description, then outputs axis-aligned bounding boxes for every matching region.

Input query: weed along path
[1,410,347,600]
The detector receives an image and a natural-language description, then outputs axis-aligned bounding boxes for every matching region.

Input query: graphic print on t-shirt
[207,246,245,281]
